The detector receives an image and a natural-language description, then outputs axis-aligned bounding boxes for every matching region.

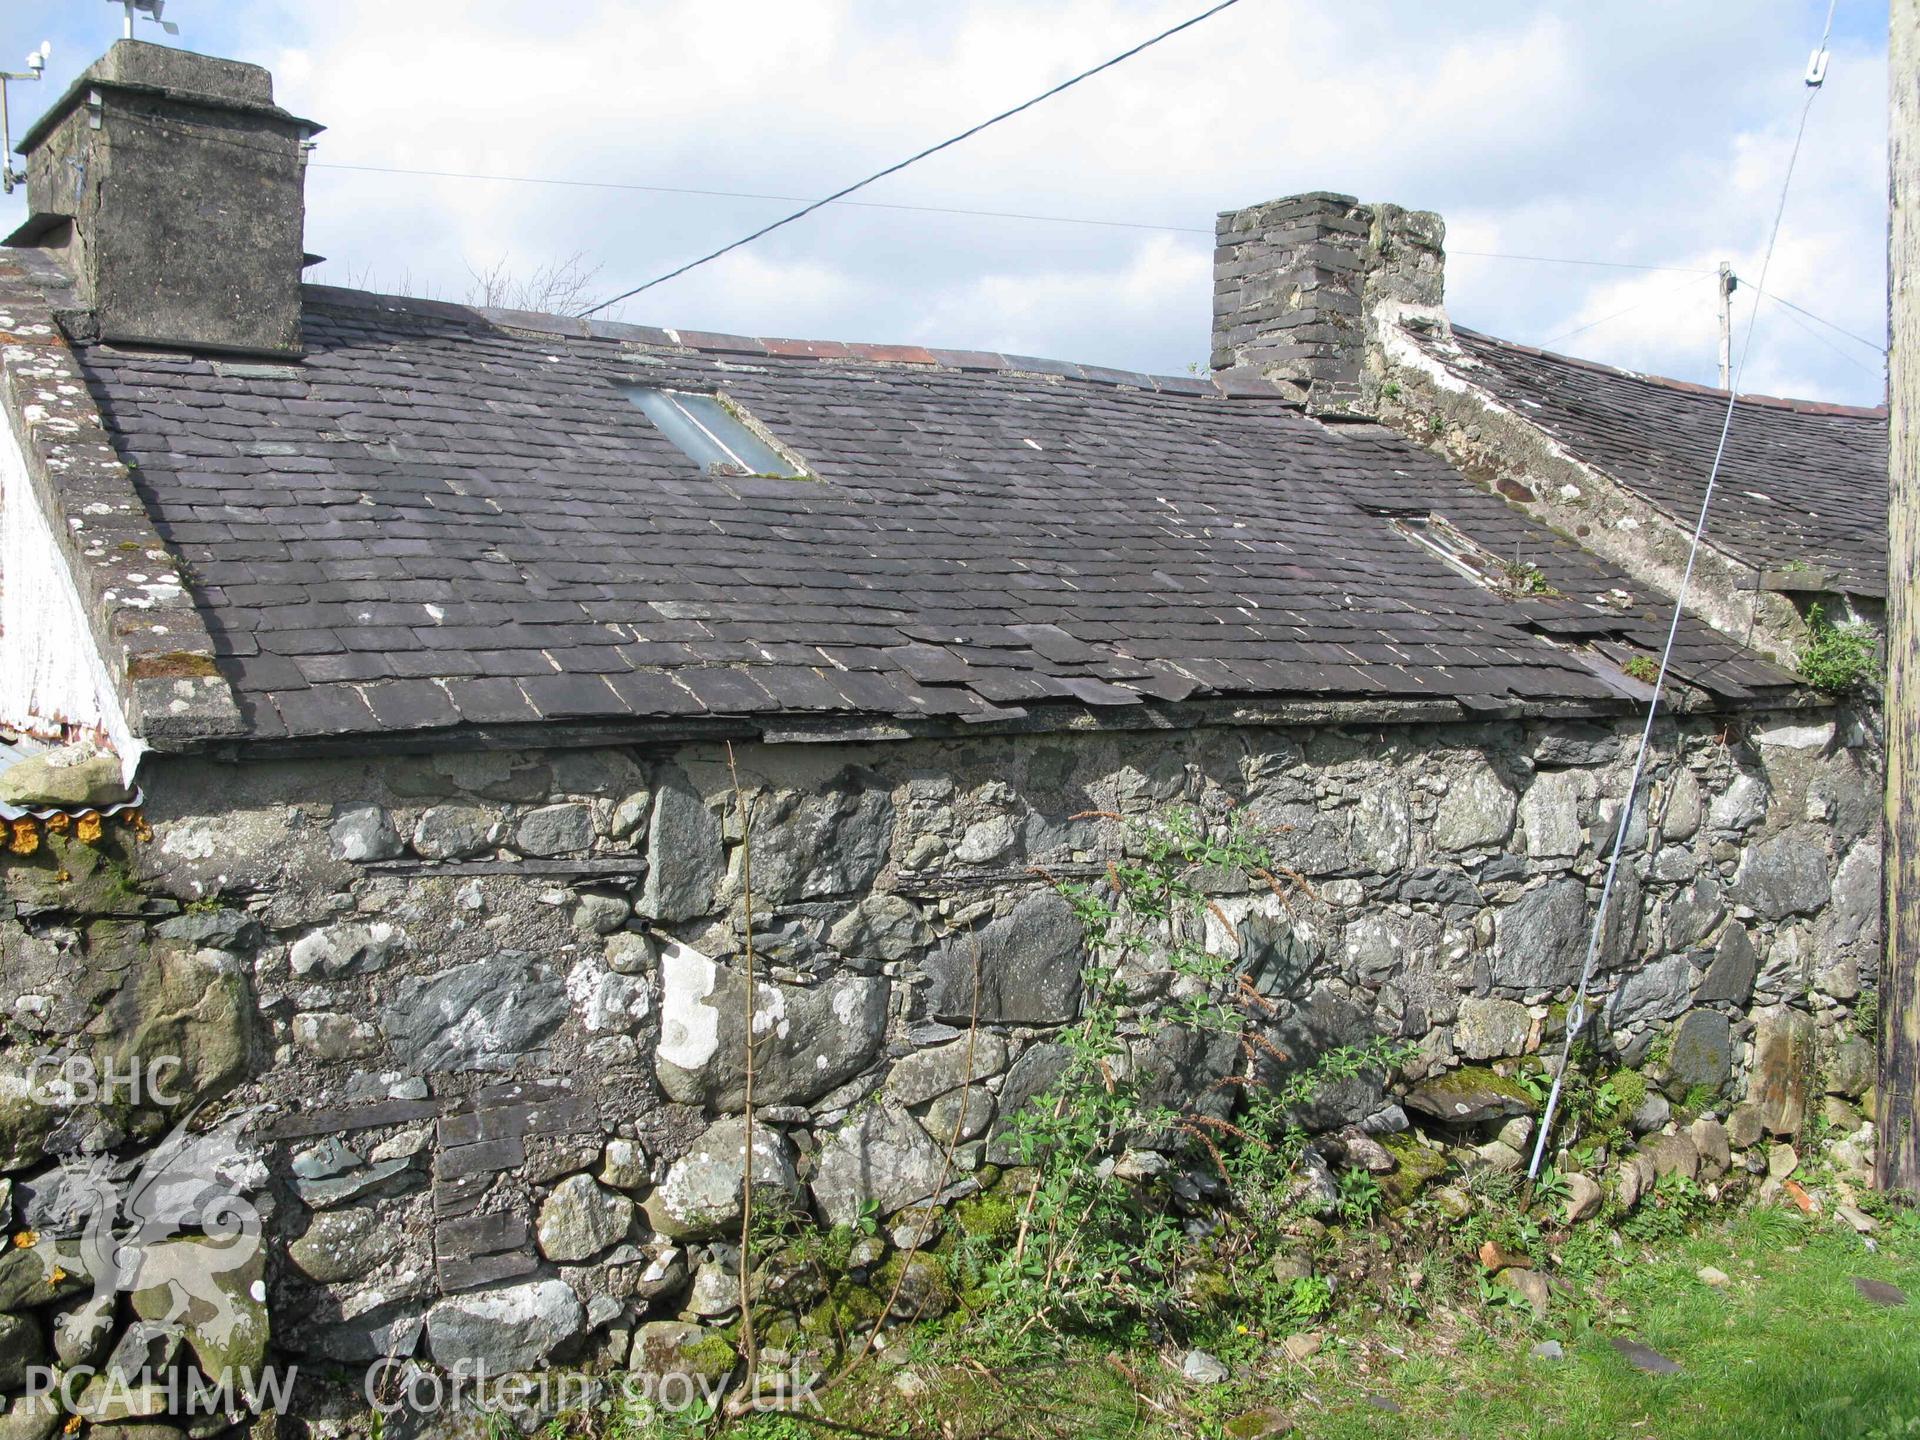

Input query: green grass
[1303,1213,1920,1440]
[731,1208,1920,1440]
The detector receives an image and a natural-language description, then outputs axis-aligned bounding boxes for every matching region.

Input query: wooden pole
[1717,262,1734,391]
[1884,0,1920,1191]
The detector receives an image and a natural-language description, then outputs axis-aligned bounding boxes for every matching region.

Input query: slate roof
[1442,328,1888,599]
[65,287,1800,744]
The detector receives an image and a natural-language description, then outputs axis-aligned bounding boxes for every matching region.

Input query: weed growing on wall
[954,805,1409,1351]
[1798,603,1882,695]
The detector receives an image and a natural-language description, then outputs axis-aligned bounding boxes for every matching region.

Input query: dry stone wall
[0,706,1880,1414]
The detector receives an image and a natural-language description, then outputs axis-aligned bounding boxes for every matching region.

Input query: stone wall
[0,704,1880,1411]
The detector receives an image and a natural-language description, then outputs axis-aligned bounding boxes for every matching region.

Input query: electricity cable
[1527,0,1842,1181]
[573,0,1247,316]
[309,160,1716,275]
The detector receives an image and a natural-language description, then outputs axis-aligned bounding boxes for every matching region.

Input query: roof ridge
[300,281,1289,403]
[1450,325,1886,419]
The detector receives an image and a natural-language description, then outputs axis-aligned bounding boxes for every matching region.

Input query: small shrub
[1622,1172,1711,1243]
[1499,559,1555,596]
[1532,1167,1572,1213]
[1855,987,1881,1040]
[963,804,1411,1347]
[1622,654,1661,684]
[1337,1167,1385,1227]
[1798,603,1881,696]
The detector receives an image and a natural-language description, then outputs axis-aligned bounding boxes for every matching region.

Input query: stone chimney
[1211,192,1447,417]
[5,41,321,357]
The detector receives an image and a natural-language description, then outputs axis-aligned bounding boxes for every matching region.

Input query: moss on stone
[4,832,144,917]
[954,1190,1018,1242]
[1410,1064,1534,1117]
[1610,1068,1649,1117]
[677,1330,739,1378]
[1378,1133,1449,1208]
[808,1277,888,1336]
[874,1251,954,1320]
[1185,1265,1234,1309]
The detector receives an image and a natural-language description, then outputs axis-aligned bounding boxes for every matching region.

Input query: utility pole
[1884,0,1920,1191]
[1717,262,1736,391]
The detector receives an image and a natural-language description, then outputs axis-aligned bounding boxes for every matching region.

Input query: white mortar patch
[830,984,866,1027]
[1753,718,1834,751]
[159,824,218,860]
[657,941,721,1070]
[751,984,789,1039]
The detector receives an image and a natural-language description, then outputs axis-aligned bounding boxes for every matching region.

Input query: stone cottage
[0,39,1886,1414]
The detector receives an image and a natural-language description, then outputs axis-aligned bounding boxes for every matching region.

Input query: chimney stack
[5,41,320,356]
[1211,192,1447,417]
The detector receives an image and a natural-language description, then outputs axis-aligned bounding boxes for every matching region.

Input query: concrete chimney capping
[4,40,322,358]
[1210,191,1448,418]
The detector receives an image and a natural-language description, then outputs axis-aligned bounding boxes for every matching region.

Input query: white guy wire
[1527,0,1840,1180]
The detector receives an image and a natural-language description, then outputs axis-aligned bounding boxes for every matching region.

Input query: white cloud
[0,0,1887,403]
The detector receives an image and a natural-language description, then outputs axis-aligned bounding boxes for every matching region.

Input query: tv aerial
[1,42,50,194]
[110,1,180,40]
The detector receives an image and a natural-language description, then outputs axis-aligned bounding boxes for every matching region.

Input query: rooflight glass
[624,387,803,478]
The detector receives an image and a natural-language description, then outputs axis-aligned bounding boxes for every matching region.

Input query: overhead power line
[312,161,1216,237]
[313,159,1715,276]
[572,0,1252,316]
[1527,0,1840,1183]
[1539,270,1718,348]
[1451,250,1712,275]
[1766,300,1885,381]
[1739,278,1888,355]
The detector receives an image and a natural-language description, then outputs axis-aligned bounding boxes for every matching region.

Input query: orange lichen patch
[74,811,103,844]
[7,819,38,855]
[123,809,152,842]
[43,812,70,836]
[12,1231,36,1248]
[127,651,219,680]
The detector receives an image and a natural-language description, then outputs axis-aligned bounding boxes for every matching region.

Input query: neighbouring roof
[60,286,1801,746]
[1443,328,1888,600]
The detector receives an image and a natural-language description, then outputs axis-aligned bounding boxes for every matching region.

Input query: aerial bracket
[0,42,50,195]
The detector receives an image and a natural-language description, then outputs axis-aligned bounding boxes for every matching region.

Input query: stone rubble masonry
[1210,192,1446,417]
[0,704,1876,1388]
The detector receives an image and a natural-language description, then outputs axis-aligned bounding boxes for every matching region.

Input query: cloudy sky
[2,2,1889,404]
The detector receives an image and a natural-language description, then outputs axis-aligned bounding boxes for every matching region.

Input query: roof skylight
[623,387,806,478]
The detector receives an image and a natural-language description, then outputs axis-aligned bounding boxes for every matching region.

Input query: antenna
[108,0,180,40]
[1,42,51,194]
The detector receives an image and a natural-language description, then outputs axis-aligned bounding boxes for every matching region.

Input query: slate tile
[604,670,704,715]
[443,678,541,724]
[678,667,777,712]
[58,285,1812,751]
[270,684,381,736]
[519,673,626,718]
[364,679,461,730]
